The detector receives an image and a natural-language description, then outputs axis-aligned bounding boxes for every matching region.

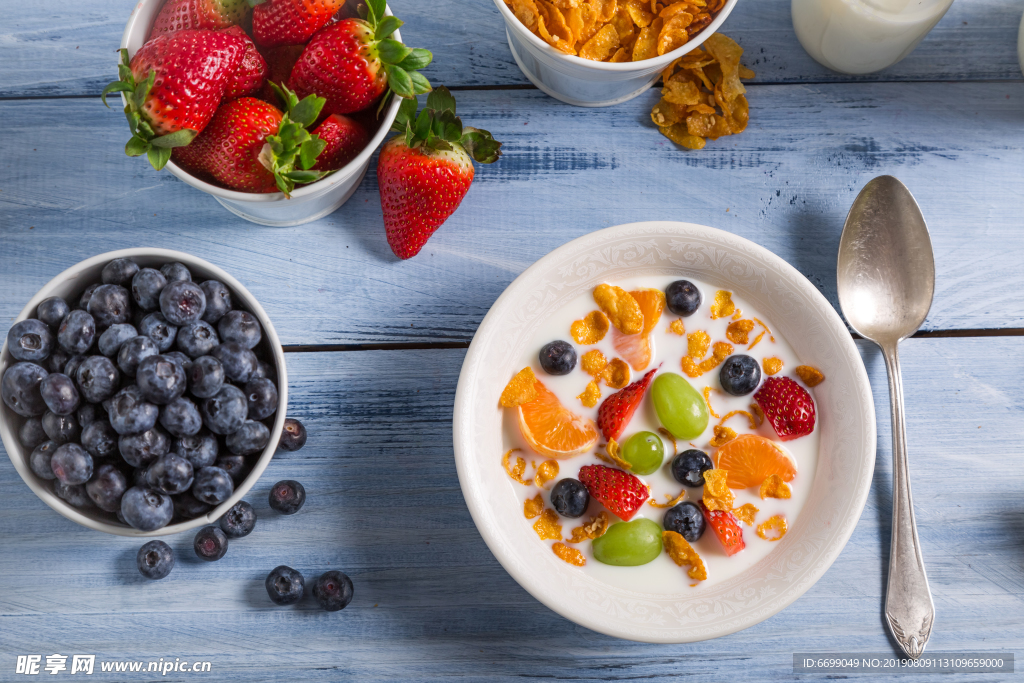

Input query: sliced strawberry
[700,502,745,556]
[596,366,658,442]
[578,464,649,521]
[753,376,816,441]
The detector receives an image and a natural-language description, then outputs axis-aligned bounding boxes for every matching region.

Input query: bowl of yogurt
[453,221,876,642]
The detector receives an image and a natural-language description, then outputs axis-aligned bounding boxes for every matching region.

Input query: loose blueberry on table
[265,566,304,605]
[137,540,174,580]
[312,571,354,612]
[219,500,256,538]
[194,526,229,562]
[269,480,305,515]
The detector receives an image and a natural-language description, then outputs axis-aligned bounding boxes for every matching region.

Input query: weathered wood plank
[2,84,1023,344]
[0,338,1021,681]
[0,0,1021,99]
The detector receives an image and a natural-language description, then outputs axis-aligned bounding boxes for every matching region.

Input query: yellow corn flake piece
[710,290,735,319]
[625,0,654,26]
[762,356,783,376]
[750,402,764,426]
[657,427,677,456]
[756,515,788,541]
[602,358,631,389]
[731,502,758,526]
[709,424,736,447]
[752,317,775,342]
[795,365,825,387]
[731,308,743,320]
[702,386,720,418]
[663,78,701,106]
[535,459,560,489]
[651,98,686,127]
[502,448,533,485]
[659,122,706,149]
[663,530,707,580]
[603,438,633,470]
[687,330,711,360]
[533,508,563,540]
[759,474,792,500]
[632,16,663,60]
[524,493,544,519]
[571,310,610,345]
[726,319,755,344]
[748,329,766,350]
[719,408,757,430]
[685,340,733,377]
[500,367,539,407]
[648,488,687,508]
[656,10,693,55]
[509,0,542,31]
[579,22,620,61]
[577,379,602,408]
[552,541,587,566]
[593,284,645,335]
[703,33,745,102]
[580,349,608,377]
[609,46,628,61]
[702,468,734,511]
[568,511,610,542]
[681,356,701,378]
[668,318,686,335]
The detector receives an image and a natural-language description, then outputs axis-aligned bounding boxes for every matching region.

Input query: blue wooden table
[2,0,1023,680]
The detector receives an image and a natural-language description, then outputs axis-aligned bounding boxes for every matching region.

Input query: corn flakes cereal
[687,330,711,360]
[702,468,734,511]
[631,18,662,61]
[500,367,539,407]
[710,290,735,319]
[509,0,541,31]
[602,358,631,389]
[731,503,758,526]
[702,386,720,418]
[795,365,825,387]
[750,402,764,426]
[580,349,608,376]
[594,284,644,335]
[663,530,707,580]
[571,310,610,345]
[719,408,757,430]
[533,509,563,540]
[747,317,775,350]
[502,448,533,485]
[625,0,654,26]
[552,541,587,566]
[762,357,783,376]
[524,493,544,518]
[709,424,736,447]
[684,340,732,377]
[726,319,755,344]
[756,515,788,541]
[668,319,685,335]
[657,427,677,456]
[577,379,602,408]
[534,459,560,489]
[657,10,693,55]
[603,438,633,470]
[579,22,620,60]
[568,511,610,542]
[648,488,687,508]
[759,474,792,500]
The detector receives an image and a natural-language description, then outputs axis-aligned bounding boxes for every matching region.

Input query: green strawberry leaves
[263,83,331,197]
[359,2,433,100]
[389,86,502,164]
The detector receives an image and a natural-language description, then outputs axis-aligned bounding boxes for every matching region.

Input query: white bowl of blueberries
[0,249,303,537]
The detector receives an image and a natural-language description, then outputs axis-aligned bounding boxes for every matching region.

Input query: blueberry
[719,354,761,396]
[139,312,177,352]
[117,335,158,377]
[187,356,225,399]
[120,486,173,531]
[161,262,192,283]
[252,360,275,382]
[87,284,132,327]
[163,351,193,374]
[19,416,48,448]
[78,283,101,311]
[277,418,307,452]
[218,500,256,538]
[137,540,174,580]
[217,311,261,350]
[671,449,714,487]
[40,374,80,415]
[663,501,706,542]
[665,280,702,317]
[46,349,72,374]
[132,268,167,311]
[146,453,194,495]
[42,410,81,445]
[136,355,187,405]
[105,386,159,435]
[75,355,120,404]
[193,525,228,561]
[132,466,148,488]
[118,427,170,468]
[81,420,119,459]
[175,430,219,468]
[265,566,304,605]
[538,340,577,376]
[210,342,257,383]
[160,281,206,326]
[36,296,70,329]
[312,571,354,612]
[550,478,590,518]
[201,385,248,435]
[55,481,94,509]
[29,441,59,480]
[199,280,233,324]
[50,443,93,485]
[1,362,49,417]
[269,480,305,515]
[102,258,140,286]
[98,323,138,357]
[7,319,54,362]
[160,396,202,438]
[176,320,218,358]
[57,310,96,355]
[86,463,128,512]
[215,455,247,483]
[244,378,278,421]
[76,402,105,428]
[192,466,234,505]
[172,490,212,520]
[63,354,86,379]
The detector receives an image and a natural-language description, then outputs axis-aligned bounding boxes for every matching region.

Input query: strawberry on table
[377,87,502,259]
[596,367,658,442]
[700,502,745,556]
[250,0,346,48]
[311,114,369,171]
[753,376,816,441]
[150,0,249,35]
[578,464,649,521]
[222,26,268,100]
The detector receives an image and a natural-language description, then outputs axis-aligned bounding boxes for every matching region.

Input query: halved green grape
[621,431,664,475]
[592,518,663,566]
[652,372,708,440]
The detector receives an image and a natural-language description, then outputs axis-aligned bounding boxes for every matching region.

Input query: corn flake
[762,357,783,376]
[756,515,788,541]
[594,284,644,334]
[795,365,825,387]
[552,541,587,566]
[702,386,720,418]
[657,427,677,456]
[602,358,631,389]
[579,22,620,61]
[508,0,541,31]
[580,350,607,377]
[726,319,755,344]
[631,18,662,60]
[687,330,711,359]
[524,493,544,518]
[657,10,693,55]
[759,474,792,500]
[731,502,758,526]
[577,379,602,408]
[533,509,563,540]
[603,438,633,470]
[571,310,610,345]
[702,468,734,511]
[503,449,533,485]
[709,424,736,447]
[660,122,706,149]
[668,319,685,335]
[710,290,735,319]
[719,408,757,430]
[625,0,654,26]
[750,402,764,426]
[535,459,560,489]
[568,511,610,542]
[663,530,707,580]
[648,488,687,508]
[500,367,539,407]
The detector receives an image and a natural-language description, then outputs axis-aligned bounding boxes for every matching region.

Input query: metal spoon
[837,175,936,660]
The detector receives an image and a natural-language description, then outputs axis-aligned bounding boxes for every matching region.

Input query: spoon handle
[881,343,935,659]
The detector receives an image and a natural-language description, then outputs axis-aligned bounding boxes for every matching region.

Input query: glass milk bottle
[792,0,955,74]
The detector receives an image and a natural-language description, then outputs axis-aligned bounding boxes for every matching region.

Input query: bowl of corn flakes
[494,0,738,106]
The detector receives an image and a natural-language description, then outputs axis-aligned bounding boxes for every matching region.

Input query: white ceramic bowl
[0,248,288,537]
[453,221,876,642]
[119,0,402,227]
[493,0,738,107]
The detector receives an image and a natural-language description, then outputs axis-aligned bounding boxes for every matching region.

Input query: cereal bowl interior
[453,222,875,642]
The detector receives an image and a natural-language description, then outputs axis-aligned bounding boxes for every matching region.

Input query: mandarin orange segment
[611,326,652,371]
[518,379,599,459]
[630,288,666,335]
[714,433,797,489]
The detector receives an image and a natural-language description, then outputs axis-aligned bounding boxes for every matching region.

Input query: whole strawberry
[150,0,248,35]
[377,87,502,259]
[289,0,433,115]
[222,26,268,100]
[597,367,658,442]
[258,44,306,107]
[753,376,816,441]
[578,465,649,521]
[311,114,369,171]
[250,0,346,48]
[101,31,246,169]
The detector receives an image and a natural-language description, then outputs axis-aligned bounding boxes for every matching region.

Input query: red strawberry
[288,0,433,115]
[700,503,745,556]
[250,0,345,48]
[578,465,649,521]
[377,88,502,259]
[101,31,246,170]
[222,26,268,100]
[596,367,658,442]
[258,44,306,107]
[311,114,369,171]
[753,376,816,441]
[150,0,248,35]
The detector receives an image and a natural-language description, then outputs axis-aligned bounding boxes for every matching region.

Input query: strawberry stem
[358,1,432,101]
[389,86,502,164]
[263,82,331,197]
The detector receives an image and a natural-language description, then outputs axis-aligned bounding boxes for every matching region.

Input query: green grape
[651,372,708,440]
[592,518,663,566]
[621,431,664,475]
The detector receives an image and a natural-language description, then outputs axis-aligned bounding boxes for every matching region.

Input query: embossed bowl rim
[453,221,875,643]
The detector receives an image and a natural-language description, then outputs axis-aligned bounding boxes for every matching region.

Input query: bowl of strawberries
[106,0,432,226]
